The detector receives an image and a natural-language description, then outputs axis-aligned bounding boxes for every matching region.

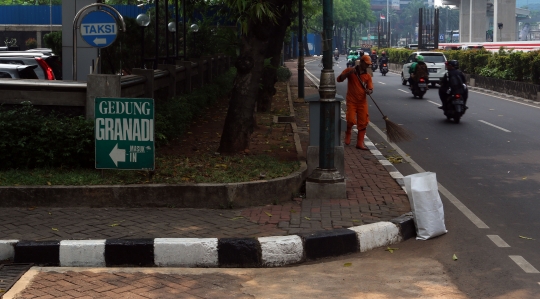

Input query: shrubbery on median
[376,47,540,84]
[0,68,236,170]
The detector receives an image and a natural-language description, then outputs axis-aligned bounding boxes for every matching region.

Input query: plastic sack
[404,172,447,240]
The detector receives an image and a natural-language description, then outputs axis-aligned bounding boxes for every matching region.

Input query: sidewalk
[0,59,413,268]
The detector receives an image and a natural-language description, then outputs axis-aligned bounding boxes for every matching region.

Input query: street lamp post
[136,13,151,69]
[305,0,346,199]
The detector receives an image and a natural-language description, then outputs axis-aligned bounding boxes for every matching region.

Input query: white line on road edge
[304,68,320,88]
[398,89,409,93]
[471,90,540,109]
[427,100,440,106]
[487,235,511,247]
[509,255,540,273]
[368,123,490,229]
[478,120,511,133]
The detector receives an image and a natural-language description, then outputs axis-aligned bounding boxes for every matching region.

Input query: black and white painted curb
[0,216,414,268]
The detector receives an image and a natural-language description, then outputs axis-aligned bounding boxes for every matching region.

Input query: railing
[0,54,230,119]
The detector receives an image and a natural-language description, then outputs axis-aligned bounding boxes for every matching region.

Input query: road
[305,56,540,298]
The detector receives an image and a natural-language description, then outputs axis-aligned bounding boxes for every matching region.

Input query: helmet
[416,55,424,62]
[335,48,338,50]
[446,60,459,68]
[349,50,354,55]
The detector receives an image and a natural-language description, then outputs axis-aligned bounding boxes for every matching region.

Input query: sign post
[80,10,118,48]
[95,98,155,170]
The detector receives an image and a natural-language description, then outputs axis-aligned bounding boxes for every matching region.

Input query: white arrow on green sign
[95,97,155,170]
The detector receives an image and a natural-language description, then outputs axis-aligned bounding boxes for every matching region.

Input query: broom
[355,72,414,143]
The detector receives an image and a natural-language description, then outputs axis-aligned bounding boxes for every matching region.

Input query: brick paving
[0,58,410,241]
[13,271,254,299]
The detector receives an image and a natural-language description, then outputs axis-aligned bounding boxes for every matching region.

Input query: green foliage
[0,103,95,169]
[43,31,62,58]
[25,37,37,49]
[154,68,236,146]
[276,66,292,82]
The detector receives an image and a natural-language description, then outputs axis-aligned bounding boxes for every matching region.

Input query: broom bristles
[383,116,414,143]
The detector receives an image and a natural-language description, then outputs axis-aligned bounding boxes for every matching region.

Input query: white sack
[404,172,447,240]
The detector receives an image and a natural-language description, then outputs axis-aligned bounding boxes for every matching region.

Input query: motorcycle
[380,63,388,76]
[371,62,378,72]
[443,91,466,123]
[334,55,339,61]
[411,77,428,99]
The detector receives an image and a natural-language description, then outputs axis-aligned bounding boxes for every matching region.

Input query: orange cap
[360,55,372,65]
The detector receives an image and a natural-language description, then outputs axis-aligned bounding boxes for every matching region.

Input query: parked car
[401,51,447,87]
[0,64,39,79]
[0,52,62,80]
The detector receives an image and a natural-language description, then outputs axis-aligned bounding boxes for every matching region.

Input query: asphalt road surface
[305,56,540,298]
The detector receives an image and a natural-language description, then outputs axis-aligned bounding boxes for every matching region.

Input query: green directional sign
[95,97,155,170]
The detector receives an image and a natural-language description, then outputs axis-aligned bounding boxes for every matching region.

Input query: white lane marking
[378,82,386,85]
[304,68,320,88]
[487,235,511,247]
[369,123,490,229]
[427,100,440,106]
[509,255,540,273]
[478,120,511,133]
[398,89,409,93]
[471,90,540,109]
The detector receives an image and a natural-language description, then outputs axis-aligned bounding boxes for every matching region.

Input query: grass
[0,155,300,186]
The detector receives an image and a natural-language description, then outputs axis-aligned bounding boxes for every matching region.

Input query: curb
[0,215,414,268]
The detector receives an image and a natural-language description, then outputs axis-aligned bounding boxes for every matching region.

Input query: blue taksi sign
[80,10,118,48]
[439,34,445,41]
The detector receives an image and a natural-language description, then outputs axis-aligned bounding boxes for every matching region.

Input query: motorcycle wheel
[453,116,461,124]
[419,94,424,99]
[401,73,407,85]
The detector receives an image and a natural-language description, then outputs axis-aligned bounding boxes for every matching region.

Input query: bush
[25,37,37,49]
[0,103,94,169]
[276,66,292,82]
[43,31,62,58]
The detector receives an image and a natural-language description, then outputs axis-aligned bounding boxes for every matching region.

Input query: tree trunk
[349,26,353,48]
[219,2,293,154]
[256,6,292,113]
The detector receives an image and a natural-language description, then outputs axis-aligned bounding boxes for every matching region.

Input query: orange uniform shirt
[337,67,373,104]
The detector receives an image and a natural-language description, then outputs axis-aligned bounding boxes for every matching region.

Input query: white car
[401,51,447,87]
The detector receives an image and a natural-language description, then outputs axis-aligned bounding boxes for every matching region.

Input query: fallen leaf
[109,223,119,227]
[519,235,535,240]
[52,228,58,231]
[27,207,36,211]
[47,182,51,186]
[304,216,311,220]
[290,209,296,213]
[352,220,360,222]
[453,254,458,261]
[385,247,399,253]
[230,216,244,220]
[522,177,527,180]
[265,212,272,217]
[343,263,352,267]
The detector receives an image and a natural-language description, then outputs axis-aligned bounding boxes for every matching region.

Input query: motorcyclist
[370,50,378,65]
[347,50,359,67]
[438,60,468,109]
[378,51,389,71]
[408,54,428,89]
[334,47,339,58]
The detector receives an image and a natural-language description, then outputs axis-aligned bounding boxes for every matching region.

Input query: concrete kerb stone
[1,218,415,268]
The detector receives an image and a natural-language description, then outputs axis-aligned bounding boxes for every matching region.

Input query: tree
[218,0,295,154]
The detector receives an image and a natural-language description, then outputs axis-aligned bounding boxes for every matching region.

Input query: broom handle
[354,72,387,118]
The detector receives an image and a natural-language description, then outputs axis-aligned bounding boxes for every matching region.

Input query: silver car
[401,51,447,87]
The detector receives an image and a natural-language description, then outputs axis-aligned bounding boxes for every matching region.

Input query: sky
[435,0,443,6]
